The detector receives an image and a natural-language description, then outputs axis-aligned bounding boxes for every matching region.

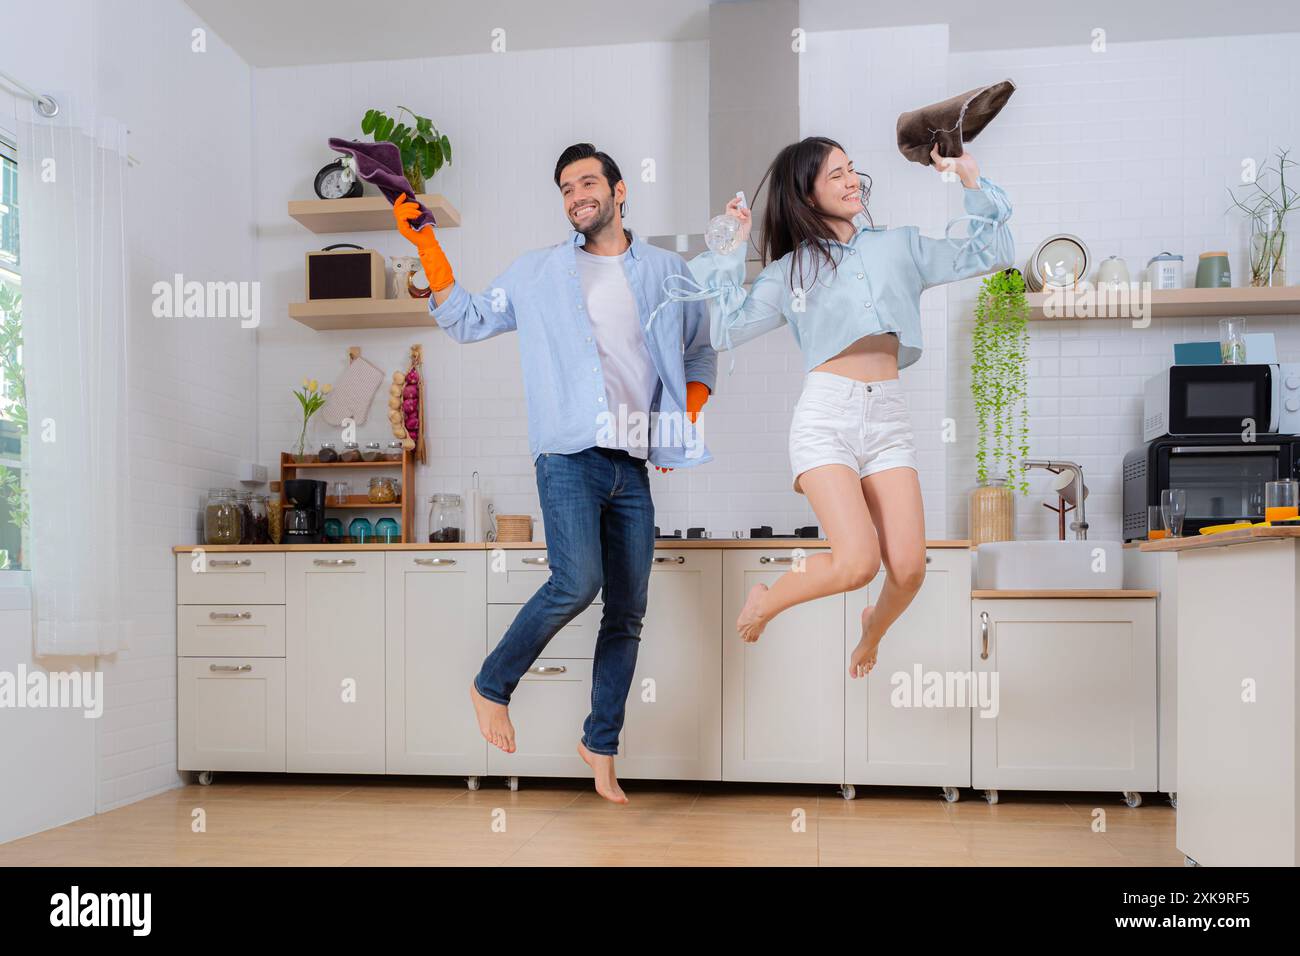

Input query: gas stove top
[653,525,820,540]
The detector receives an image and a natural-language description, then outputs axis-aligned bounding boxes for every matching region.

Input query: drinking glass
[331,481,351,507]
[1147,506,1168,540]
[1161,489,1187,537]
[1265,479,1299,523]
[1219,317,1247,364]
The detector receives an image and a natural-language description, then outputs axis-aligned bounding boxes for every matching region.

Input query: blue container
[348,517,374,544]
[375,517,401,543]
[323,518,345,543]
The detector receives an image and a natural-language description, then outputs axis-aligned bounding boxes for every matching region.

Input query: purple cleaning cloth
[328,137,436,231]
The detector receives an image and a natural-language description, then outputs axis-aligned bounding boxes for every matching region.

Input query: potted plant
[292,378,331,462]
[361,107,452,194]
[970,268,1030,544]
[0,281,27,569]
[1228,148,1296,287]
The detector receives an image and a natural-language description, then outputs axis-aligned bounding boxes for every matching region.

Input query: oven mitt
[327,137,437,231]
[896,79,1016,166]
[322,352,385,427]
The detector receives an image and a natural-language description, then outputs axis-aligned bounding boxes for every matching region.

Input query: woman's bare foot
[577,741,628,804]
[470,682,516,753]
[849,604,883,678]
[737,583,770,643]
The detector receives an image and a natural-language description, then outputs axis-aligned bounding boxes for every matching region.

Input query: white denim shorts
[788,371,918,494]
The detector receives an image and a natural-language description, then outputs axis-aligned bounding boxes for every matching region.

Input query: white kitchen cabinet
[844,548,971,789]
[286,553,386,773]
[619,549,723,781]
[176,552,285,605]
[1125,549,1178,797]
[385,552,488,776]
[178,657,285,773]
[722,548,844,784]
[487,658,592,777]
[971,598,1157,794]
[487,548,602,604]
[488,550,722,781]
[178,605,286,658]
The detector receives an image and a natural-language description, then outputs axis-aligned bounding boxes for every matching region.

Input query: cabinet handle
[980,611,990,661]
[521,556,549,566]
[209,559,252,568]
[653,555,686,565]
[208,664,253,673]
[208,611,252,621]
[925,555,932,564]
[313,559,356,567]
[759,555,795,565]
[528,664,567,675]
[414,557,457,566]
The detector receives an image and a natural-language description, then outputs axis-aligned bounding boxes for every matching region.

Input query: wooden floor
[0,776,1183,867]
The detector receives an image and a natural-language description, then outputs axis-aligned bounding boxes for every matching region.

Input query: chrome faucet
[1023,459,1089,540]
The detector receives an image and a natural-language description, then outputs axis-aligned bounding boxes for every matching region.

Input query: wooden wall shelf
[1027,286,1300,321]
[288,297,432,331]
[288,194,461,233]
[279,452,415,542]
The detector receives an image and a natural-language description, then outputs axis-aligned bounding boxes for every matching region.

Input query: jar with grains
[368,476,398,504]
[204,489,241,545]
[235,491,255,544]
[266,497,284,544]
[361,441,384,462]
[385,441,404,461]
[339,442,362,463]
[317,442,339,463]
[248,494,271,544]
[427,493,463,543]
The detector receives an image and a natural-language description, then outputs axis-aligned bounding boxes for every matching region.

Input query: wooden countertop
[173,539,972,553]
[1138,526,1300,553]
[972,589,1157,599]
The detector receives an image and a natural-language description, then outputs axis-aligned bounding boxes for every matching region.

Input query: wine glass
[1161,488,1187,538]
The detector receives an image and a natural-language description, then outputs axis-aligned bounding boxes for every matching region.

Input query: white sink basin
[973,540,1123,590]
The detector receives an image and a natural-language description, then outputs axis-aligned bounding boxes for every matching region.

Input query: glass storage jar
[368,476,399,504]
[317,441,339,463]
[235,491,255,544]
[361,441,384,462]
[385,440,405,461]
[339,442,362,463]
[248,494,271,544]
[204,489,241,545]
[427,493,463,543]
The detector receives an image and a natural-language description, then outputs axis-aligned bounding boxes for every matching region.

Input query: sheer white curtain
[18,98,130,656]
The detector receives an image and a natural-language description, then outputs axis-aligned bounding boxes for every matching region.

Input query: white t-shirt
[575,246,659,458]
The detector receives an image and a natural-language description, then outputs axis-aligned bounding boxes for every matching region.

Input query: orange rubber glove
[393,192,455,292]
[686,381,710,424]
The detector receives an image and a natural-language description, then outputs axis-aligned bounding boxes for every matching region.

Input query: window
[0,134,25,572]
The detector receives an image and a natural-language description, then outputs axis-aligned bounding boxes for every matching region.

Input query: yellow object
[1198,521,1268,535]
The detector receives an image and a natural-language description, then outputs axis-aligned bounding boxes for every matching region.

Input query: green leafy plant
[360,107,452,194]
[292,378,331,462]
[1227,148,1296,287]
[971,269,1030,494]
[0,281,27,553]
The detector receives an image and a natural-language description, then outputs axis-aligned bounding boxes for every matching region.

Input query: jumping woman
[689,138,1013,678]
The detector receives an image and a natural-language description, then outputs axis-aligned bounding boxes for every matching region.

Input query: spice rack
[277,450,415,543]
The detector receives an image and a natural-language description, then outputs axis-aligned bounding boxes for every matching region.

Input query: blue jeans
[474,446,655,756]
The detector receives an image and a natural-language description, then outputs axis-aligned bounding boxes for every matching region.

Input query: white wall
[252,42,714,538]
[947,33,1300,540]
[0,0,258,836]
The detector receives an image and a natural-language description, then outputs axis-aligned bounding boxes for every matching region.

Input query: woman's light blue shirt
[687,177,1014,371]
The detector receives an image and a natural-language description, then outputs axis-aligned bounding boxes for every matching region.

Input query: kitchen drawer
[488,549,602,605]
[488,602,601,659]
[178,657,286,773]
[178,605,287,658]
[177,552,286,605]
[487,657,591,777]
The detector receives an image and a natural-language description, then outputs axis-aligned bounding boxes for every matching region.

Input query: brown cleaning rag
[896,79,1016,166]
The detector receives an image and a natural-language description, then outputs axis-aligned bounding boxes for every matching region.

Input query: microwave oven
[1143,362,1300,442]
[1121,435,1300,541]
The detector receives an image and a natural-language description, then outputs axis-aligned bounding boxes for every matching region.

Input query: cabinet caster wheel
[1123,791,1142,808]
[197,771,214,786]
[1184,855,1200,867]
[839,784,856,801]
[942,786,961,803]
[983,789,998,806]
[466,776,480,792]
[507,776,519,792]
[1167,791,1178,809]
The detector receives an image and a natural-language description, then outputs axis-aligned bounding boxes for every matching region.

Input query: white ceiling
[183,0,1300,67]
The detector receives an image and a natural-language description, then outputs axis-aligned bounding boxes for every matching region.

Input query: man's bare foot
[849,604,883,678]
[577,741,628,804]
[470,682,516,753]
[737,583,770,643]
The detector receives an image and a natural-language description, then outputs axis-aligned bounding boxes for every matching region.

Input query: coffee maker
[283,479,327,544]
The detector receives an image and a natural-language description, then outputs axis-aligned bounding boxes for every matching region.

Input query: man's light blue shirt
[429,229,718,468]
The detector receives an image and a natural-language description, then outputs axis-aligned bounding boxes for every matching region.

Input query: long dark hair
[752,136,872,292]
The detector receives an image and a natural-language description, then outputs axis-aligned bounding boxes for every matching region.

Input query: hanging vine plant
[971,268,1030,493]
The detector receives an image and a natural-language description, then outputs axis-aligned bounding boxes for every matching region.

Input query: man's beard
[570,197,615,237]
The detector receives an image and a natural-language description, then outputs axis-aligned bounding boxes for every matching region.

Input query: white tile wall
[947,34,1300,540]
[94,0,259,809]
